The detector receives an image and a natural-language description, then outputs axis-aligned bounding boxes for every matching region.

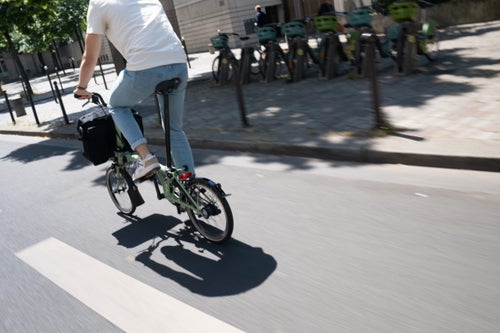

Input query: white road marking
[16,237,244,333]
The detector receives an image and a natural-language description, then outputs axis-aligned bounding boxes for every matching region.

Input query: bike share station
[207,1,439,130]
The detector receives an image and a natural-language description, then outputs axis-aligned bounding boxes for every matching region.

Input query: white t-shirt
[87,0,186,71]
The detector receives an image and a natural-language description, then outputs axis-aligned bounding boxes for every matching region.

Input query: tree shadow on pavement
[0,137,103,175]
[184,42,490,170]
[439,21,500,41]
[1,140,69,163]
[112,213,277,296]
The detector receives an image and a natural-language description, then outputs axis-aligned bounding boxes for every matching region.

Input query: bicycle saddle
[155,78,180,94]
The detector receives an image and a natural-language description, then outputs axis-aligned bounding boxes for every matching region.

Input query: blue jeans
[109,63,195,174]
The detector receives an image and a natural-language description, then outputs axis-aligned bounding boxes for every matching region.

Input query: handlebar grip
[74,93,83,99]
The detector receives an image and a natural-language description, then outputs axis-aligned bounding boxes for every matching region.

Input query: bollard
[55,67,64,93]
[53,81,70,125]
[230,57,250,127]
[44,66,58,104]
[2,91,16,125]
[19,75,27,99]
[97,59,108,90]
[360,32,389,130]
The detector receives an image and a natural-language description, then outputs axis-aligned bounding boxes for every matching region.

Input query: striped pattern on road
[16,237,244,333]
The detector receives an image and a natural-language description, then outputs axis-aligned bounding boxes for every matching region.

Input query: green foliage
[1,0,88,53]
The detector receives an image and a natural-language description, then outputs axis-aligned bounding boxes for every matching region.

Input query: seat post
[154,78,180,169]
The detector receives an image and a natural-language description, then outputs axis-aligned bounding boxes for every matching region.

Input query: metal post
[97,59,108,90]
[231,57,249,127]
[2,91,16,125]
[361,32,389,130]
[182,37,191,68]
[19,75,27,99]
[55,67,64,93]
[44,66,58,103]
[26,89,40,126]
[53,81,70,125]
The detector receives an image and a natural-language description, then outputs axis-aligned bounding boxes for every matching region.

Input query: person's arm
[74,33,103,99]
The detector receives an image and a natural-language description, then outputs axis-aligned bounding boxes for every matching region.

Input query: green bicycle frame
[111,123,201,214]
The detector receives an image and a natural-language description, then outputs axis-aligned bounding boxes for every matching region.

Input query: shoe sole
[133,165,160,181]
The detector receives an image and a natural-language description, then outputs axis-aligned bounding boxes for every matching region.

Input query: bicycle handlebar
[74,92,107,107]
[217,31,239,37]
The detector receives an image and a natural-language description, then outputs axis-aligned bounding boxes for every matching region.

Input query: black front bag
[76,108,143,166]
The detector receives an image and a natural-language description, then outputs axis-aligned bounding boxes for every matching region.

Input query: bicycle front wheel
[106,166,136,215]
[186,178,233,243]
[211,55,220,82]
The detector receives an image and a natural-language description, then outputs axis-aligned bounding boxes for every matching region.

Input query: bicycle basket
[256,27,277,44]
[283,21,305,38]
[313,15,338,33]
[347,8,372,27]
[210,35,228,50]
[389,1,419,22]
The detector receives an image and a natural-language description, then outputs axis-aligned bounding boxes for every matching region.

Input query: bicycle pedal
[133,172,156,183]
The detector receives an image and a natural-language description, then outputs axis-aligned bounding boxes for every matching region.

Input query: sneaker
[133,154,160,181]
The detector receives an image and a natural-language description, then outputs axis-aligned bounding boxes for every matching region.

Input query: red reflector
[179,172,193,180]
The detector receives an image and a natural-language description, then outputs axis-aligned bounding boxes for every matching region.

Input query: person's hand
[73,86,92,99]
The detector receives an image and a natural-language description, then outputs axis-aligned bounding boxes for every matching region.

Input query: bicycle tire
[212,54,234,83]
[106,166,136,215]
[275,45,291,79]
[211,55,220,82]
[186,178,233,243]
[250,48,262,76]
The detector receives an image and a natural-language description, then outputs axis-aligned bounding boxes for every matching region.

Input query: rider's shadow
[112,213,277,297]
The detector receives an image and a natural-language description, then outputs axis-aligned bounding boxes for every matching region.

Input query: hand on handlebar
[73,87,92,100]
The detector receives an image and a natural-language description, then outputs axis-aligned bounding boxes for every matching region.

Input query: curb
[2,127,500,173]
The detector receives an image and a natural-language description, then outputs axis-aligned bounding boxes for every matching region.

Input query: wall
[175,0,282,53]
[426,0,500,28]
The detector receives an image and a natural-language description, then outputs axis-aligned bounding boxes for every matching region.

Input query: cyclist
[74,0,195,181]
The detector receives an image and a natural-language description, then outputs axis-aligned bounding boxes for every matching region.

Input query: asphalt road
[1,135,499,332]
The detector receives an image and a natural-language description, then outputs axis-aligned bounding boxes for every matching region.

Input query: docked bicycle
[210,31,262,84]
[385,0,439,74]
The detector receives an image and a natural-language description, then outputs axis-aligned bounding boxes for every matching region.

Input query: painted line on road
[16,237,244,333]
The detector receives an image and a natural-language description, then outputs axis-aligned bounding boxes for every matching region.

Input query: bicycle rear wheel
[186,178,233,243]
[106,166,136,215]
[212,55,234,83]
[250,48,262,76]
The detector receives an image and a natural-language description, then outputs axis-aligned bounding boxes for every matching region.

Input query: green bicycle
[84,79,233,243]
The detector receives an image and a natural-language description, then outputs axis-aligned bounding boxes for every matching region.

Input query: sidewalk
[1,20,499,172]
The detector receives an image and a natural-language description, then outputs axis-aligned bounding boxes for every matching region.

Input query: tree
[0,0,53,94]
[0,0,88,88]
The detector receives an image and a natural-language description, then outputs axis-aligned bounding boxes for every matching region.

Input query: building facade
[5,0,487,83]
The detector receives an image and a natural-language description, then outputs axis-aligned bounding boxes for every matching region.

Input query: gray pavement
[1,20,500,172]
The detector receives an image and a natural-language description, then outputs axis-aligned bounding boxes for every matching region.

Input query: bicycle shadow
[112,213,277,297]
